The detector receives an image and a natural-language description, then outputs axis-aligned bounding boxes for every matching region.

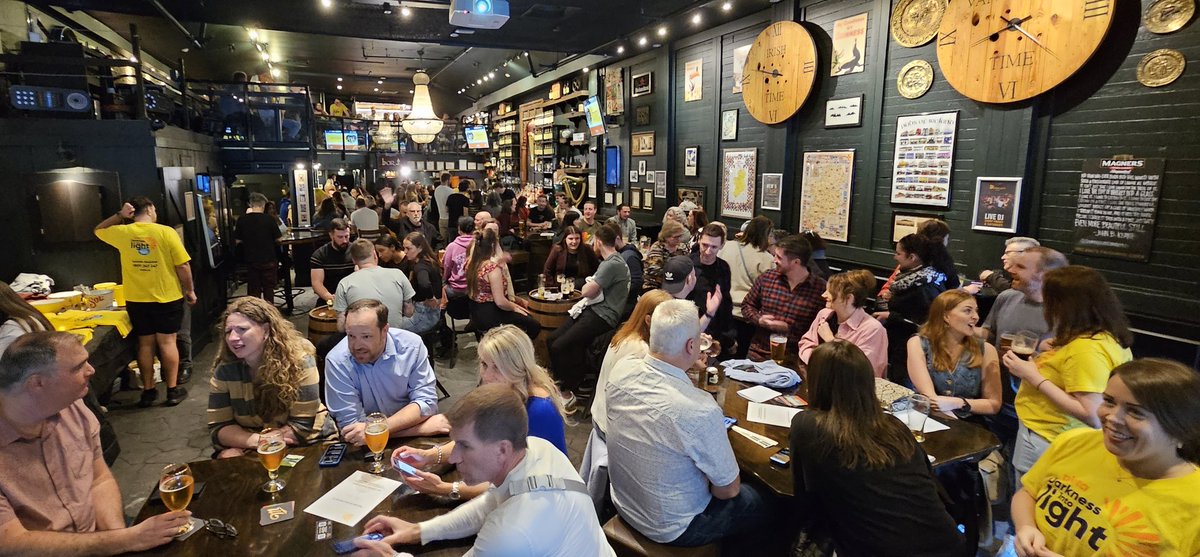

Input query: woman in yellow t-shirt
[1004,266,1133,482]
[1012,358,1200,557]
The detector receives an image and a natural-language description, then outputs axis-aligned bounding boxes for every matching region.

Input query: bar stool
[602,515,718,557]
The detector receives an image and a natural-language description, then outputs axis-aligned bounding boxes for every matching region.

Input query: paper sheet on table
[746,402,802,428]
[304,471,402,526]
[891,410,950,433]
[737,385,782,403]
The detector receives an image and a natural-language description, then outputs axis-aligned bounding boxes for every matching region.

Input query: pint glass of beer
[365,413,390,474]
[159,463,195,534]
[769,334,788,365]
[258,429,288,493]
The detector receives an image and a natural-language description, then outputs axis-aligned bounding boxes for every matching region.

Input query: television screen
[584,96,605,136]
[324,130,360,148]
[464,126,490,149]
[605,146,621,186]
[195,174,211,195]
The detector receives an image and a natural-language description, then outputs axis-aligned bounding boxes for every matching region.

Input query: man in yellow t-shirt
[95,197,195,408]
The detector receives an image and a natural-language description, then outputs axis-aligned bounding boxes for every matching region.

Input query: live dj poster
[971,177,1021,233]
[1072,157,1165,262]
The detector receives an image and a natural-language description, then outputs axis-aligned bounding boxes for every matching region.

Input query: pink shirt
[0,399,102,533]
[797,307,889,377]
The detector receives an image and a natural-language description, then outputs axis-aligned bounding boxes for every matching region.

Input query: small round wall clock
[742,21,819,124]
[891,0,948,47]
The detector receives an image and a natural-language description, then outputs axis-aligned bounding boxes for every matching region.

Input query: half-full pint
[258,439,287,472]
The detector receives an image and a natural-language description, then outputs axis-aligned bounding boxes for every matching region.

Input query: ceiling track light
[657,25,667,37]
[401,6,412,16]
[692,12,702,24]
[722,1,732,11]
[321,0,331,7]
[638,36,647,46]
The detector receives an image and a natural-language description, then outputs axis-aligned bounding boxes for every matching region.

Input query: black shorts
[126,299,185,336]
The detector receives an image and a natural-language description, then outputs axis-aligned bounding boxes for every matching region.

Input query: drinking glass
[364,413,390,474]
[769,334,788,365]
[1011,331,1038,360]
[906,394,931,443]
[998,333,1016,357]
[257,429,288,493]
[159,463,195,535]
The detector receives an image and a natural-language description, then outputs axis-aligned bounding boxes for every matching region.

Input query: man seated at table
[575,200,602,244]
[310,219,356,305]
[605,300,773,547]
[527,194,556,230]
[334,239,416,332]
[0,332,192,554]
[661,256,723,337]
[606,203,638,243]
[351,384,615,556]
[741,234,826,361]
[965,236,1040,295]
[396,202,438,241]
[324,299,444,446]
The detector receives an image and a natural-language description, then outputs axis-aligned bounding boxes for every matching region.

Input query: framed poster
[646,170,657,184]
[632,131,655,156]
[825,95,864,128]
[892,213,939,242]
[761,173,783,211]
[890,111,957,207]
[604,192,614,205]
[971,177,1022,233]
[654,171,667,197]
[629,170,639,183]
[603,67,624,115]
[720,148,757,219]
[635,105,651,126]
[642,190,653,209]
[799,150,855,242]
[685,59,703,102]
[678,187,704,208]
[1073,157,1165,261]
[721,109,738,140]
[731,44,752,94]
[638,160,647,175]
[615,191,623,206]
[831,12,868,76]
[631,72,653,97]
[631,189,641,209]
[684,146,699,176]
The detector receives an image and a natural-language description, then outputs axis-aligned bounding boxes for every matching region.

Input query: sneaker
[562,390,577,408]
[138,388,158,408]
[164,386,188,407]
[177,367,192,385]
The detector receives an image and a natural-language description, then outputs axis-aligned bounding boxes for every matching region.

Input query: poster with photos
[799,150,855,242]
[685,59,703,102]
[890,111,957,207]
[831,12,867,76]
[603,67,624,115]
[731,44,752,94]
[972,177,1022,233]
[684,146,699,176]
[721,148,757,219]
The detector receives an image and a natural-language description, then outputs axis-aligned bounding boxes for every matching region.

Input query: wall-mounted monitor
[584,96,605,136]
[195,173,211,195]
[605,146,621,186]
[324,130,360,148]
[464,126,490,149]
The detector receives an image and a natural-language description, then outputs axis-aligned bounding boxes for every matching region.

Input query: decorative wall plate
[890,0,947,47]
[1145,0,1195,33]
[897,59,935,99]
[1137,49,1186,87]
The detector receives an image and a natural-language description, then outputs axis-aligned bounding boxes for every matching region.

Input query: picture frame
[892,213,940,242]
[631,189,641,209]
[642,190,653,209]
[615,191,623,206]
[638,160,647,175]
[646,170,657,184]
[604,192,614,205]
[890,111,958,208]
[632,131,656,156]
[631,72,653,97]
[635,105,651,126]
[799,150,856,242]
[654,171,667,198]
[684,146,699,177]
[678,187,704,208]
[971,177,1023,233]
[720,148,757,219]
[825,95,864,129]
[760,173,783,211]
[721,109,738,141]
[630,170,639,183]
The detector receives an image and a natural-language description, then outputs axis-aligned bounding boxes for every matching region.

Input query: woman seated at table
[797,269,887,378]
[310,197,340,231]
[591,289,673,436]
[687,207,709,252]
[643,220,689,292]
[789,340,964,556]
[467,228,541,338]
[397,232,443,335]
[0,280,51,355]
[1003,265,1133,482]
[662,206,692,247]
[207,297,335,458]
[907,289,1001,419]
[372,235,404,269]
[1012,358,1200,557]
[551,211,580,244]
[543,225,598,284]
[874,233,951,382]
[391,325,571,500]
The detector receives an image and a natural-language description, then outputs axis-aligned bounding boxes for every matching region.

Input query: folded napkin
[568,276,604,319]
[720,358,801,389]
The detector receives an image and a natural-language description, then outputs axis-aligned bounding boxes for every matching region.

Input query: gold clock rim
[897,59,935,100]
[742,21,818,125]
[890,0,947,48]
[1145,0,1196,34]
[1137,48,1187,87]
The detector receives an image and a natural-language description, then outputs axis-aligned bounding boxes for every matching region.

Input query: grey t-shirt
[983,288,1049,407]
[589,253,631,327]
[334,266,416,329]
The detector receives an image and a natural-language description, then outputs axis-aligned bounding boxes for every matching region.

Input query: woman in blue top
[391,325,571,500]
[907,289,1002,419]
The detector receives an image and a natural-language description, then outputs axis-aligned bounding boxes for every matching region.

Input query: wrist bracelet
[1035,378,1049,391]
[435,444,443,465]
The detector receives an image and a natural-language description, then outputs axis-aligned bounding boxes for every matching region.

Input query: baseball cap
[662,256,694,295]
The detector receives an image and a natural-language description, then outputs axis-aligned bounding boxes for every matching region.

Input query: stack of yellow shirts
[45,309,133,345]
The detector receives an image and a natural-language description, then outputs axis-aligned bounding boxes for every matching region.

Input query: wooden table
[279,230,330,313]
[133,439,471,556]
[517,291,582,365]
[715,377,1000,497]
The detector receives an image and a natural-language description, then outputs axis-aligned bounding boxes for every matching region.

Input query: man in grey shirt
[606,204,638,243]
[333,239,416,331]
[547,225,629,400]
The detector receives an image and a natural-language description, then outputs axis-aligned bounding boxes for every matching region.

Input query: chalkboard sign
[1072,157,1165,262]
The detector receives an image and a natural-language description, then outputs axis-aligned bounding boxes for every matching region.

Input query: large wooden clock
[936,0,1115,103]
[742,21,818,124]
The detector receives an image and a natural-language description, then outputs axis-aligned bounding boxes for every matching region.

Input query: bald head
[475,211,493,230]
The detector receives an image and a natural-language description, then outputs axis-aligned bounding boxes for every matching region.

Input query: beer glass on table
[159,463,195,535]
[905,394,932,443]
[769,334,788,365]
[257,429,287,493]
[365,413,390,474]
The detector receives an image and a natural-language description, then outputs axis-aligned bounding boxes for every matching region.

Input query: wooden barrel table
[518,291,583,366]
[307,305,340,348]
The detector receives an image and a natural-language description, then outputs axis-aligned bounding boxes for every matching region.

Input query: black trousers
[469,300,542,339]
[548,309,614,393]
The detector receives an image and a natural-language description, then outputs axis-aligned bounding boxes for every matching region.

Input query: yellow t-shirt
[94,222,191,303]
[1022,428,1200,556]
[1015,333,1132,440]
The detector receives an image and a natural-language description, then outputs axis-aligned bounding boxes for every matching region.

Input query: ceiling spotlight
[256,43,264,52]
[581,66,589,73]
[477,79,482,84]
[657,26,667,37]
[692,13,702,24]
[248,29,259,41]
[488,71,495,78]
[337,84,343,90]
[617,45,625,54]
[337,77,343,82]
[401,6,412,16]
[504,72,510,78]
[270,67,281,78]
[722,1,732,11]
[373,87,379,92]
[130,54,138,62]
[321,0,331,7]
[377,79,383,84]
[382,2,392,14]
[638,36,648,46]
[523,51,529,57]
[181,47,190,53]
[261,51,271,61]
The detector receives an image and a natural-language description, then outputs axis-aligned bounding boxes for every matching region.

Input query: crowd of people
[0,185,1195,557]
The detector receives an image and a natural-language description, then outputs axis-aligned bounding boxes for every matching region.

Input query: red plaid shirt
[741,268,827,361]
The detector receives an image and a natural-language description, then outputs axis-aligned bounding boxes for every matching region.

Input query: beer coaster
[315,519,333,541]
[175,517,205,541]
[280,454,305,467]
[260,501,295,526]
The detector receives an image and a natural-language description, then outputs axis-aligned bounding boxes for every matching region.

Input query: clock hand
[1003,17,1059,60]
[970,15,1032,47]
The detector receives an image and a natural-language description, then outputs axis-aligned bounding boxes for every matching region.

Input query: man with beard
[309,219,355,305]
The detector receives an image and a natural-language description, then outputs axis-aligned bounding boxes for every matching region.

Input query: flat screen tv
[324,130,360,148]
[464,126,490,149]
[584,96,605,136]
[605,146,621,186]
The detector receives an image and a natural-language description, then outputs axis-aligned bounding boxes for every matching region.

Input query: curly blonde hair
[213,297,315,423]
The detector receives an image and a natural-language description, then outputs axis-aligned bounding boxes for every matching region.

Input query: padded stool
[602,515,718,557]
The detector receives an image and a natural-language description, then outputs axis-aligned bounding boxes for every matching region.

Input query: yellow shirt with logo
[1022,428,1200,557]
[95,222,191,303]
[1015,333,1131,441]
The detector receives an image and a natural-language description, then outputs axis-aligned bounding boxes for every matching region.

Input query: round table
[517,290,583,365]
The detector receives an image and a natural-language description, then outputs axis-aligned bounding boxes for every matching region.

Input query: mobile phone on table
[319,443,346,467]
[332,532,384,554]
[770,448,791,467]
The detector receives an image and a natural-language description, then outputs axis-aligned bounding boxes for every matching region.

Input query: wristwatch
[960,398,972,414]
[448,481,461,500]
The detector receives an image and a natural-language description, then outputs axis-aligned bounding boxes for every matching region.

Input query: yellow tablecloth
[46,310,133,344]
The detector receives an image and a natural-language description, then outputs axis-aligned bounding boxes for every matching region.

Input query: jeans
[548,309,614,393]
[246,262,279,303]
[1012,423,1052,490]
[669,482,775,548]
[400,303,440,335]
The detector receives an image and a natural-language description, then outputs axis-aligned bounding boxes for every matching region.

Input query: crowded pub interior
[0,0,1198,555]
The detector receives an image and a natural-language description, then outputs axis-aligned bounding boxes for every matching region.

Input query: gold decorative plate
[1145,0,1195,34]
[897,59,935,99]
[890,0,947,47]
[1138,49,1186,87]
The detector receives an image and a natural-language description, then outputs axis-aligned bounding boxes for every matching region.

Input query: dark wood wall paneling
[672,40,718,217]
[598,51,671,223]
[716,24,773,228]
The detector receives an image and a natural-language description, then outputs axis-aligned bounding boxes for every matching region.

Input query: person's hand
[872,311,890,322]
[877,289,892,302]
[350,538,407,557]
[216,447,247,459]
[1038,338,1055,353]
[418,413,451,436]
[1003,351,1040,382]
[979,270,994,282]
[1014,524,1061,557]
[933,396,964,414]
[119,203,136,219]
[816,321,835,342]
[512,304,530,316]
[962,283,982,295]
[124,511,192,552]
[391,446,435,468]
[278,426,299,446]
[342,422,367,446]
[398,468,450,495]
[422,298,440,310]
[515,296,529,308]
[184,290,198,305]
[705,289,722,317]
[362,515,421,546]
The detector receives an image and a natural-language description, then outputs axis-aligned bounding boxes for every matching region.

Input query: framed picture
[631,72,653,97]
[760,173,783,211]
[615,191,623,206]
[604,192,614,205]
[720,148,757,219]
[891,111,958,207]
[831,12,868,76]
[638,160,647,175]
[972,177,1022,233]
[603,67,624,115]
[825,95,864,128]
[632,131,655,156]
[684,146,699,177]
[678,187,704,208]
[646,170,657,184]
[654,171,667,197]
[892,213,939,242]
[684,59,703,102]
[642,190,653,209]
[635,105,650,126]
[629,170,639,183]
[731,44,752,94]
[721,109,738,141]
[631,189,641,209]
[799,150,856,242]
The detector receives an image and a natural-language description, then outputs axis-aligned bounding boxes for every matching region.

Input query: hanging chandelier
[402,71,443,144]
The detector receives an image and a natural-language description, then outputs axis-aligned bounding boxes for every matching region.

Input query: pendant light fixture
[402,71,443,144]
